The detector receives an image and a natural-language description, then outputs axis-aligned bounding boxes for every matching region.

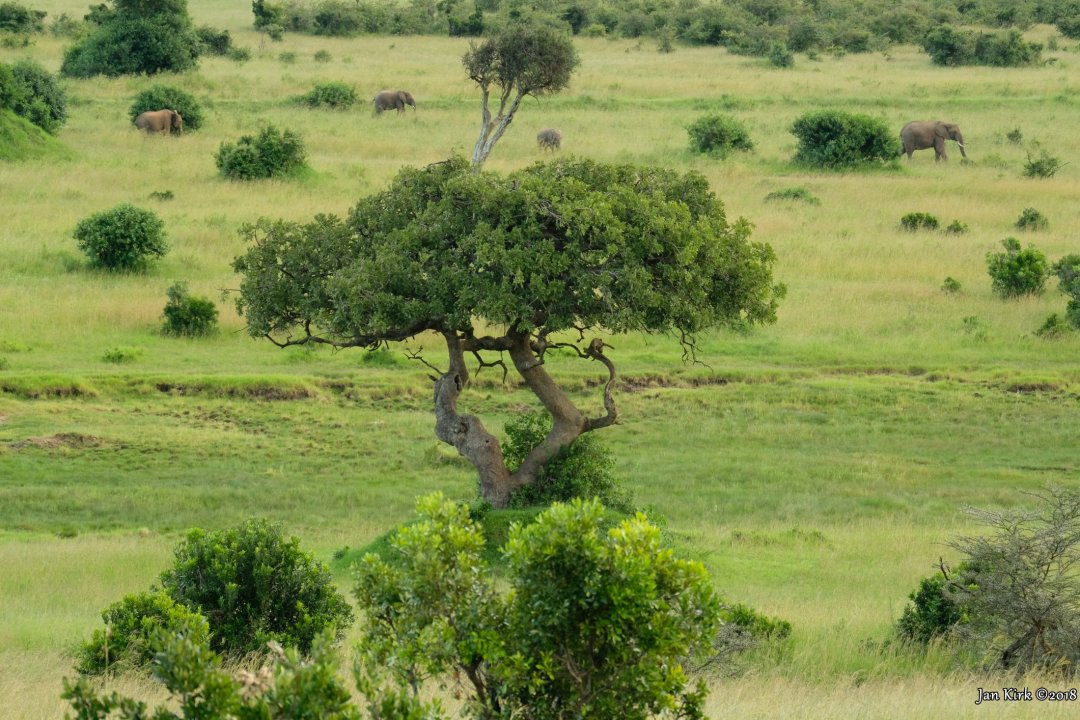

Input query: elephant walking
[134,109,183,135]
[537,128,561,151]
[900,121,966,162]
[372,90,416,114]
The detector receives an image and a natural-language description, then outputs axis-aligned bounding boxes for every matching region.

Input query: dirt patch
[154,382,317,401]
[1004,382,1063,394]
[9,432,102,450]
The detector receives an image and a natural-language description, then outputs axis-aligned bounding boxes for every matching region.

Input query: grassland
[2,2,1079,717]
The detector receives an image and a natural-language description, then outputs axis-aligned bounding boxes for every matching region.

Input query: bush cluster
[899,212,939,231]
[986,237,1048,298]
[215,125,307,180]
[790,110,896,169]
[195,25,232,55]
[1023,144,1065,178]
[687,113,754,157]
[161,282,218,336]
[0,1,44,34]
[0,59,67,134]
[1015,207,1048,231]
[128,85,204,132]
[73,204,168,272]
[298,81,358,109]
[765,186,820,204]
[922,25,1042,67]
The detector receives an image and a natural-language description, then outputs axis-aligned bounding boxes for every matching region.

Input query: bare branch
[471,350,508,384]
[405,347,445,380]
[584,338,618,431]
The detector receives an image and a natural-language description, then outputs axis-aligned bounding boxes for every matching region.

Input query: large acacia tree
[234,156,784,507]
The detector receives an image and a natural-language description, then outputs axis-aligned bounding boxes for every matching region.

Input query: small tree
[986,237,1049,298]
[790,110,896,169]
[74,204,168,271]
[463,21,578,169]
[162,282,218,336]
[233,157,784,508]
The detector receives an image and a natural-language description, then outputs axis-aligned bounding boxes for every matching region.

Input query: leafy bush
[1035,313,1071,338]
[74,204,168,272]
[687,113,753,157]
[921,25,974,65]
[1015,207,1048,231]
[986,237,1049,298]
[1059,17,1080,39]
[767,42,793,67]
[899,212,939,231]
[941,277,962,294]
[102,346,141,363]
[160,519,353,655]
[6,59,67,134]
[216,125,307,180]
[75,590,209,675]
[765,186,820,204]
[896,568,968,644]
[227,45,252,62]
[129,85,204,132]
[0,2,44,34]
[195,25,231,55]
[503,410,632,512]
[1052,254,1080,296]
[298,81,357,109]
[1023,144,1065,178]
[161,282,218,337]
[313,48,331,62]
[1005,127,1023,144]
[922,25,1042,67]
[61,0,201,78]
[790,110,896,169]
[944,220,969,234]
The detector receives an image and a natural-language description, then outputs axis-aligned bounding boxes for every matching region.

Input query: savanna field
[2,1,1080,717]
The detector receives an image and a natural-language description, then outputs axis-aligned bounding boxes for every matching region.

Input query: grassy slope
[1,3,1079,717]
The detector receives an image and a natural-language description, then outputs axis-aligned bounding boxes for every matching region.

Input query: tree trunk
[471,87,526,170]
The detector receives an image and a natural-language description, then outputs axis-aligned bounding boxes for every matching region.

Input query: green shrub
[75,590,209,675]
[313,48,331,62]
[278,50,296,63]
[921,25,974,65]
[227,45,252,61]
[899,212,939,231]
[790,109,897,169]
[767,42,793,67]
[160,519,353,655]
[896,569,968,644]
[503,410,632,512]
[923,25,1042,67]
[986,237,1049,298]
[161,282,218,337]
[7,59,67,134]
[299,81,357,109]
[687,113,753,157]
[944,220,969,234]
[1023,144,1065,178]
[764,186,820,204]
[1035,313,1072,338]
[0,2,44,34]
[74,204,168,272]
[48,13,83,38]
[1052,254,1080,296]
[129,85,204,132]
[1005,127,1023,144]
[941,277,962,294]
[195,25,231,55]
[102,346,141,363]
[148,189,174,201]
[1058,17,1080,39]
[216,125,307,180]
[1015,207,1048,231]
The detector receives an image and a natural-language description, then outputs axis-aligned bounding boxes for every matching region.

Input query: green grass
[2,4,1080,717]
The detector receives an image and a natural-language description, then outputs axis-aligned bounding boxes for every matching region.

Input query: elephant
[372,90,416,114]
[900,121,966,162]
[134,109,183,135]
[537,128,561,151]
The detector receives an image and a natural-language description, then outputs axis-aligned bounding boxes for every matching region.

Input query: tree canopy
[234,156,784,506]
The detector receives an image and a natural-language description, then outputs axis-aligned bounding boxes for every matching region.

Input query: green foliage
[944,220,969,234]
[159,518,354,655]
[0,2,44,34]
[790,110,897,169]
[941,277,962,295]
[129,85,204,132]
[503,410,632,512]
[899,212,939,232]
[1035,313,1071,338]
[227,45,252,62]
[1023,144,1065,178]
[5,59,67,134]
[60,0,201,78]
[1051,254,1080,296]
[313,48,331,62]
[299,81,358,109]
[764,186,819,204]
[252,0,284,29]
[196,25,232,55]
[161,282,219,337]
[922,25,1042,67]
[279,50,297,63]
[75,590,210,675]
[149,189,174,201]
[102,346,141,363]
[986,237,1049,298]
[73,203,168,272]
[895,570,967,644]
[767,42,794,68]
[1015,206,1048,231]
[1059,16,1080,39]
[353,494,722,720]
[216,125,307,180]
[1005,127,1023,144]
[686,113,754,157]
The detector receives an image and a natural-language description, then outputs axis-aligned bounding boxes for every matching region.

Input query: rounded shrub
[899,212,939,231]
[129,85,204,132]
[298,81,357,109]
[896,570,967,644]
[1015,207,1048,231]
[8,59,67,134]
[61,16,200,78]
[216,125,307,180]
[986,237,1049,298]
[162,282,218,336]
[195,25,231,55]
[74,204,168,271]
[159,519,354,655]
[791,110,896,169]
[76,590,210,675]
[503,411,632,512]
[687,113,753,157]
[764,186,820,204]
[1035,313,1072,339]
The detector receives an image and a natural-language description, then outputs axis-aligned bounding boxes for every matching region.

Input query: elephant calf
[372,89,416,115]
[134,109,183,135]
[537,128,561,151]
[900,120,966,162]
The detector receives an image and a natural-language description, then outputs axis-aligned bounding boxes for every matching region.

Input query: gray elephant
[134,109,183,135]
[372,90,416,114]
[900,121,966,162]
[537,128,561,151]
